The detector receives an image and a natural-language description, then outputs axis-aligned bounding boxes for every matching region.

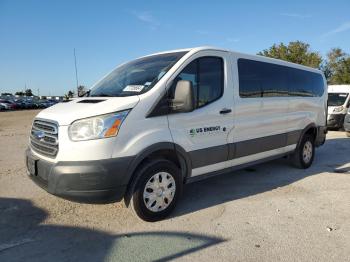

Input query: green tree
[324,48,350,84]
[77,85,86,97]
[25,89,33,96]
[64,90,74,99]
[258,41,322,68]
[15,91,25,96]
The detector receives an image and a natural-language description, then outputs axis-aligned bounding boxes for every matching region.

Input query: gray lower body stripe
[287,130,302,145]
[189,144,228,168]
[232,133,286,159]
[189,130,303,169]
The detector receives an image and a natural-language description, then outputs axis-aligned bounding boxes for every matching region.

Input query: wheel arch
[123,142,191,206]
[296,123,318,149]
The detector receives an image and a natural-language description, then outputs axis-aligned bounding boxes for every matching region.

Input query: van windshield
[328,93,349,106]
[90,51,187,97]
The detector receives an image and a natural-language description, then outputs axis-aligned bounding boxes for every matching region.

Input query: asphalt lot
[0,110,349,261]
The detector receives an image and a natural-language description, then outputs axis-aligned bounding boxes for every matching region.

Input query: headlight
[333,106,344,113]
[68,110,129,141]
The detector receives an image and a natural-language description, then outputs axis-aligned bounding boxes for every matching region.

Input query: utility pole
[37,88,40,98]
[74,48,79,96]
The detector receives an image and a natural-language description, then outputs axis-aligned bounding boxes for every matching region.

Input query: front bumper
[344,114,350,132]
[327,114,345,128]
[26,148,134,203]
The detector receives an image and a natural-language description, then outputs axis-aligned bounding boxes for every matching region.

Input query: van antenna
[74,48,79,96]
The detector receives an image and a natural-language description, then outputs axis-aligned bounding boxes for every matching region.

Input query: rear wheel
[291,134,315,169]
[129,159,182,222]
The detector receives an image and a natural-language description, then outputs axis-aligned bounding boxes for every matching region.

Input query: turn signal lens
[104,119,122,137]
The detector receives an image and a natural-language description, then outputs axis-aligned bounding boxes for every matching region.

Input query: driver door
[167,50,234,177]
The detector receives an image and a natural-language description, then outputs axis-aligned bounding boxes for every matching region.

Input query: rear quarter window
[238,58,324,98]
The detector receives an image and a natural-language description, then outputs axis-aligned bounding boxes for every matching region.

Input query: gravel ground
[0,110,349,262]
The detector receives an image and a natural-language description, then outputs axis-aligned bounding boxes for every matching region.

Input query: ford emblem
[33,130,45,140]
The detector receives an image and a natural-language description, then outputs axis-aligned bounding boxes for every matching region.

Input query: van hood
[36,96,140,126]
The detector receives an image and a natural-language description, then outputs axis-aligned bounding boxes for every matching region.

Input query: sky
[1,0,350,96]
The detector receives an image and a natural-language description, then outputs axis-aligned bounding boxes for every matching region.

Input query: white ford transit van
[26,47,327,221]
[327,85,350,129]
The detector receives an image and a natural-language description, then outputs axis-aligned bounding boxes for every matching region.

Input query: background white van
[26,47,327,221]
[327,85,350,129]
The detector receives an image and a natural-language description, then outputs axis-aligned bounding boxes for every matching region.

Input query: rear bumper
[327,114,345,128]
[26,148,134,203]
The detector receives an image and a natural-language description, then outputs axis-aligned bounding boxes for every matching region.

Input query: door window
[171,56,224,108]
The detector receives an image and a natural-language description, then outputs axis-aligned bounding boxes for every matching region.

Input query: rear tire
[291,134,315,169]
[129,159,182,222]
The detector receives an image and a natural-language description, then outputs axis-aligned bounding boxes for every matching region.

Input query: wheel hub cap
[143,172,176,212]
[303,141,313,163]
[156,188,164,197]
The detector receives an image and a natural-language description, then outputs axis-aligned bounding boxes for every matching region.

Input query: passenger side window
[288,69,313,97]
[171,56,224,109]
[260,63,288,97]
[238,59,262,98]
[238,58,324,98]
[288,68,324,97]
[238,59,288,98]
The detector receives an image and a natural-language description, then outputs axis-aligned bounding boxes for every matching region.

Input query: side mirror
[171,80,195,112]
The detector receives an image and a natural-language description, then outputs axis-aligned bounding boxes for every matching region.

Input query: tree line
[64,85,85,99]
[258,41,350,84]
[1,89,34,97]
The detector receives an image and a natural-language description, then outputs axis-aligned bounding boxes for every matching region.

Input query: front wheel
[129,159,182,222]
[291,134,315,169]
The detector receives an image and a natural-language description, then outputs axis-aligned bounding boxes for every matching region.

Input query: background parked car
[46,99,58,107]
[0,97,60,111]
[22,99,41,109]
[29,101,37,109]
[14,100,25,109]
[32,100,47,108]
[0,99,16,110]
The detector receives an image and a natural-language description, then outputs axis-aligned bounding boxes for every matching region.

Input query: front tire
[291,134,315,169]
[129,159,182,222]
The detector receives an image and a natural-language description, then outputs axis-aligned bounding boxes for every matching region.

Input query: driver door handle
[220,108,232,114]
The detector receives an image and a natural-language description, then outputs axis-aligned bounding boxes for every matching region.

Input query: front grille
[30,119,59,157]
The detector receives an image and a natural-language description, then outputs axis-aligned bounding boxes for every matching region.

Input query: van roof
[144,46,323,75]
